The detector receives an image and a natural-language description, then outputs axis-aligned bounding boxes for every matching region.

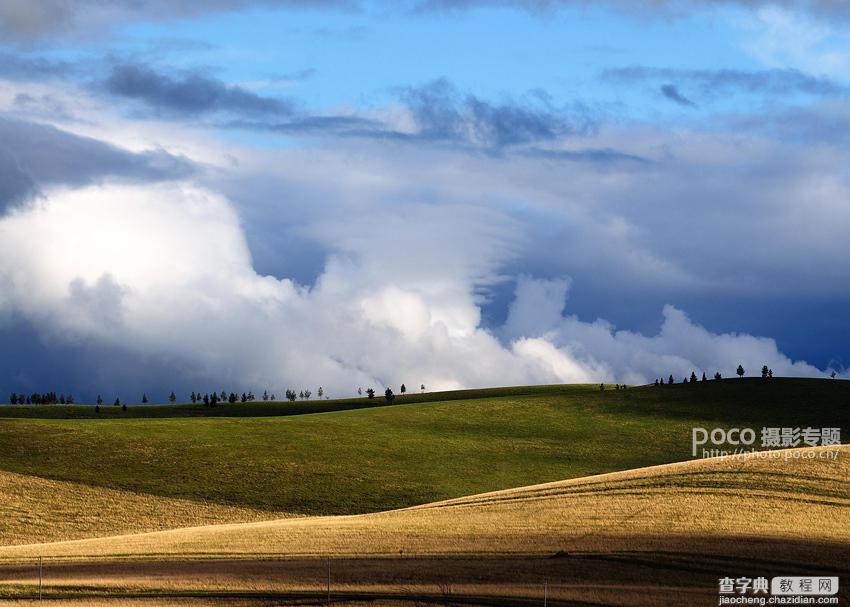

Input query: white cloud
[738,6,850,78]
[0,181,834,397]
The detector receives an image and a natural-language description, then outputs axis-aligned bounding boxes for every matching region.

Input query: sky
[0,0,848,402]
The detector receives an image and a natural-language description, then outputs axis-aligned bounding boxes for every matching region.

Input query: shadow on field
[0,535,848,607]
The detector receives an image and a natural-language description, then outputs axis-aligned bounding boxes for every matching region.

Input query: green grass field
[0,378,846,515]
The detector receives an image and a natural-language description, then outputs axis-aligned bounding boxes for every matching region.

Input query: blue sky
[0,0,848,401]
[104,4,765,121]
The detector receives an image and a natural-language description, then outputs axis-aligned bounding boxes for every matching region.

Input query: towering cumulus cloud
[0,181,826,397]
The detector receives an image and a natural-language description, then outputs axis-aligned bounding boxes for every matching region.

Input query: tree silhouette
[318,387,324,398]
[701,372,707,382]
[97,395,103,406]
[668,374,674,385]
[400,383,406,395]
[761,365,769,378]
[114,398,121,407]
[191,392,197,404]
[690,371,697,383]
[420,383,425,393]
[122,403,127,412]
[737,365,745,378]
[169,392,176,403]
[831,371,837,379]
[142,394,148,404]
[714,372,722,380]
[654,378,659,386]
[366,388,375,399]
[385,387,394,402]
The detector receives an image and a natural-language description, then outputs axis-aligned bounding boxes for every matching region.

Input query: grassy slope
[2,444,846,560]
[0,470,278,546]
[0,379,846,516]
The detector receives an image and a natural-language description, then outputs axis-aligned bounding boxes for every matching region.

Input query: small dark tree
[768,369,773,378]
[737,365,745,378]
[122,403,127,412]
[400,383,406,396]
[357,387,362,396]
[385,387,394,402]
[242,392,248,403]
[701,372,707,382]
[366,388,375,399]
[420,383,425,393]
[142,394,148,404]
[229,392,237,403]
[682,377,688,384]
[114,397,121,407]
[97,395,103,406]
[654,378,659,386]
[191,392,197,404]
[668,374,674,385]
[10,393,17,405]
[262,390,269,401]
[714,372,722,380]
[599,383,604,391]
[317,387,324,398]
[303,389,312,399]
[169,391,176,403]
[690,371,697,383]
[761,365,769,378]
[831,371,836,379]
[203,394,210,406]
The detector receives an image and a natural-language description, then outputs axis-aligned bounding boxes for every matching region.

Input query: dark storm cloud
[103,63,294,117]
[230,114,382,135]
[660,84,697,108]
[4,0,850,43]
[0,117,194,210]
[0,0,355,42]
[229,79,587,151]
[521,146,647,164]
[401,79,579,147]
[604,67,849,99]
[0,52,75,79]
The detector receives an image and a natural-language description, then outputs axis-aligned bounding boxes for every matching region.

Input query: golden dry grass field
[0,445,847,606]
[2,444,848,560]
[0,471,286,547]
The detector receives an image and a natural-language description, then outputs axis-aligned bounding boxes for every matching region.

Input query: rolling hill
[0,379,846,519]
[0,445,846,606]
